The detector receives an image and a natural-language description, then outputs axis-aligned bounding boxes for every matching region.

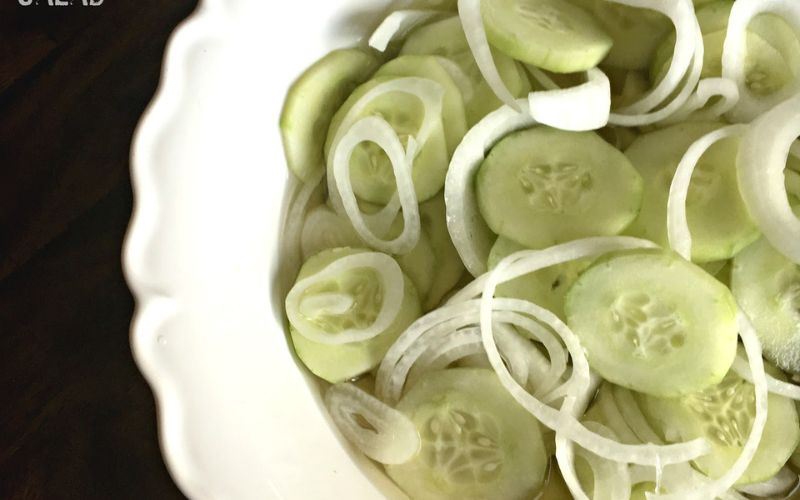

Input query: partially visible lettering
[18,0,104,5]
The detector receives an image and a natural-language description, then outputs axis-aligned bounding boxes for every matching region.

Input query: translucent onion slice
[667,124,747,259]
[736,467,797,497]
[791,140,800,160]
[446,236,659,306]
[280,171,324,290]
[609,24,704,127]
[493,311,568,393]
[379,307,566,404]
[332,118,422,254]
[457,0,520,110]
[664,78,740,125]
[326,77,445,254]
[384,313,481,403]
[325,383,420,464]
[649,311,769,500]
[732,355,800,400]
[368,10,441,52]
[556,372,603,500]
[405,327,483,388]
[737,93,800,264]
[527,68,611,131]
[285,252,404,344]
[574,423,633,500]
[722,0,800,122]
[613,386,665,445]
[444,98,537,276]
[631,463,747,500]
[610,0,698,115]
[376,299,480,402]
[481,239,710,466]
[434,56,475,102]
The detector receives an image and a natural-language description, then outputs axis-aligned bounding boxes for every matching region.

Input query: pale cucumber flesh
[732,235,800,373]
[481,0,613,73]
[637,367,800,484]
[281,49,378,184]
[288,248,421,383]
[487,236,590,320]
[476,127,643,249]
[400,16,531,125]
[624,121,760,262]
[326,76,450,204]
[385,368,548,500]
[565,250,739,397]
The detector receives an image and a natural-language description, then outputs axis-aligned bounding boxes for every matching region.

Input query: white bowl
[124,1,409,498]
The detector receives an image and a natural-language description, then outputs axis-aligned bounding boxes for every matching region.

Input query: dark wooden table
[1,2,197,498]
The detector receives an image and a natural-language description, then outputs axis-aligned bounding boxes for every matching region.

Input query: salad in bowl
[278,0,800,498]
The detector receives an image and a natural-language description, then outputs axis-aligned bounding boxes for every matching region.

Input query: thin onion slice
[737,93,800,264]
[649,311,769,500]
[376,299,481,402]
[722,0,800,122]
[664,78,740,125]
[737,467,797,497]
[444,98,537,276]
[574,422,633,500]
[613,386,665,445]
[368,10,441,52]
[285,252,404,344]
[332,117,421,254]
[610,0,698,115]
[556,372,603,500]
[326,77,445,254]
[280,170,324,290]
[732,355,800,400]
[326,383,420,464]
[667,124,747,259]
[481,239,709,466]
[405,327,483,388]
[527,68,611,131]
[457,0,520,110]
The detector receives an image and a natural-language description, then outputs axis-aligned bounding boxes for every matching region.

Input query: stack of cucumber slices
[279,0,800,498]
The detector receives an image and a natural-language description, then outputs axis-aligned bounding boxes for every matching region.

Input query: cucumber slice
[302,204,437,302]
[691,1,800,76]
[487,236,591,320]
[289,248,421,383]
[652,30,794,98]
[385,368,548,500]
[624,122,760,262]
[280,49,378,184]
[419,195,466,310]
[637,367,800,484]
[732,235,800,373]
[373,55,468,156]
[565,250,739,397]
[481,0,613,73]
[476,127,643,249]
[577,0,672,70]
[400,16,531,125]
[326,76,450,204]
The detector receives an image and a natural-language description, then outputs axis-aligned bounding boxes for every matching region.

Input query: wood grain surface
[1,2,197,498]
